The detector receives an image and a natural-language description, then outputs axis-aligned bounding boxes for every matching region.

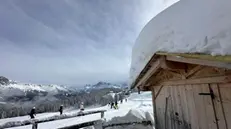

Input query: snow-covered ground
[0,92,153,129]
[130,0,231,85]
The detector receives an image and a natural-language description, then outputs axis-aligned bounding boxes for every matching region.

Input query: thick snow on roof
[130,0,231,86]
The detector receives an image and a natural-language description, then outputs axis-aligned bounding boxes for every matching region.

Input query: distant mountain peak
[84,81,128,91]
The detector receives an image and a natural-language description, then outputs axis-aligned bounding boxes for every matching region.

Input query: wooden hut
[130,53,231,129]
[129,0,231,128]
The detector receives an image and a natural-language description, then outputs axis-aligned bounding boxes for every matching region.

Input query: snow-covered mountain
[0,76,128,104]
[0,76,76,104]
[84,81,128,91]
[0,82,71,97]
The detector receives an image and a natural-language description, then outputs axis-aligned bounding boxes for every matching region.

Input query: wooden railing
[58,119,103,129]
[59,120,153,129]
[0,110,106,129]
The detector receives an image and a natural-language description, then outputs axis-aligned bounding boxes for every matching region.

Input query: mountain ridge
[0,76,128,103]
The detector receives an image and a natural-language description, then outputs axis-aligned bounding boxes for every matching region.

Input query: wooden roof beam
[135,57,162,88]
[157,75,231,86]
[166,55,231,69]
[161,57,186,70]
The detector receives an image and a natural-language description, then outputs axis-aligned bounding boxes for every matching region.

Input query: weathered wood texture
[214,83,231,129]
[152,83,231,129]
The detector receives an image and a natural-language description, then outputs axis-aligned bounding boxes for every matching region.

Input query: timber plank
[211,84,227,129]
[155,86,164,129]
[179,85,190,129]
[159,76,231,86]
[203,84,217,129]
[166,55,231,69]
[175,86,183,129]
[218,83,231,129]
[163,86,168,129]
[136,58,161,87]
[167,86,174,129]
[187,85,199,129]
[171,86,177,129]
[152,87,158,129]
[184,85,192,129]
[165,86,171,129]
[193,84,208,129]
[162,86,168,129]
[186,65,204,79]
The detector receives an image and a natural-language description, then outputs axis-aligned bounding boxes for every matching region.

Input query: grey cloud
[0,0,157,86]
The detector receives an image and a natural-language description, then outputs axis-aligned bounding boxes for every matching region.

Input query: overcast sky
[0,0,171,86]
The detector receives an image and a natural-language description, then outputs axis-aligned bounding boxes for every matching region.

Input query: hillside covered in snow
[130,0,231,85]
[0,92,153,129]
[0,76,74,102]
[0,76,127,103]
[0,76,127,118]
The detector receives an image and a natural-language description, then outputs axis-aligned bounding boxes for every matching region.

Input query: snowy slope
[0,92,153,129]
[130,0,231,85]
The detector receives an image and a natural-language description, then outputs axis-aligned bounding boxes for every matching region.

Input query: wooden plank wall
[212,83,231,129]
[152,83,231,129]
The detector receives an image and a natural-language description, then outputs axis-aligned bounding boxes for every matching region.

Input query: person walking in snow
[80,102,84,111]
[114,101,118,109]
[59,105,63,115]
[111,102,114,109]
[138,87,141,94]
[29,107,36,119]
[78,102,85,116]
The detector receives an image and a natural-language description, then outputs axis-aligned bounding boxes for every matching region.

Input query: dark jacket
[59,106,63,114]
[30,109,36,118]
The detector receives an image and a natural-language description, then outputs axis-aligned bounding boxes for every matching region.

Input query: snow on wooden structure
[129,0,231,129]
[131,53,231,129]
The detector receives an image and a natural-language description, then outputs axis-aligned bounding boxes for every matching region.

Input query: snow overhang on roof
[129,0,231,89]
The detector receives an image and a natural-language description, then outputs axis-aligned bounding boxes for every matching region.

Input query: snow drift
[104,108,154,129]
[130,0,231,85]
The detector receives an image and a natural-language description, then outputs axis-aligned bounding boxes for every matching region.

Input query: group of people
[109,101,118,109]
[109,98,127,110]
[29,102,85,119]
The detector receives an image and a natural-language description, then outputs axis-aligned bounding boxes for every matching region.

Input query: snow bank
[104,108,154,129]
[130,0,231,85]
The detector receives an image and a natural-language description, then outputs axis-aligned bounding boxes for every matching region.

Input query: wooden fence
[0,110,106,129]
[58,120,153,129]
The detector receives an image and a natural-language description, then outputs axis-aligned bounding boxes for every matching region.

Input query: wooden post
[32,123,38,129]
[101,111,105,118]
[152,87,158,129]
[164,97,169,129]
[93,120,103,129]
